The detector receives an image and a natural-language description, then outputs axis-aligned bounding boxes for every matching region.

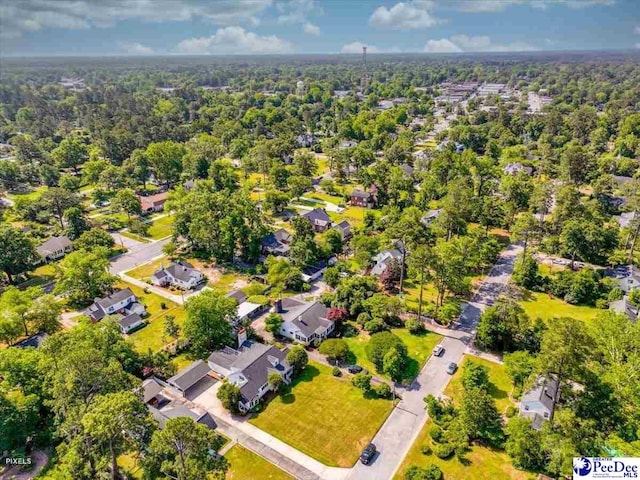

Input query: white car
[433,345,445,357]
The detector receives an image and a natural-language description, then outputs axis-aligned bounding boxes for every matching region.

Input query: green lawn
[519,291,599,323]
[395,355,535,480]
[7,185,47,202]
[127,256,167,280]
[343,327,443,383]
[249,362,394,467]
[444,355,514,413]
[119,230,150,243]
[17,263,59,289]
[147,214,174,240]
[225,445,293,480]
[119,281,187,352]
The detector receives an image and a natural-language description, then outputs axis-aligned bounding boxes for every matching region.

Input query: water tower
[296,80,305,97]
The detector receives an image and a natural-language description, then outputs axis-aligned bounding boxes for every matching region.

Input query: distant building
[421,208,442,227]
[399,163,415,177]
[86,288,147,326]
[614,265,640,293]
[334,220,352,241]
[377,100,394,110]
[350,189,376,208]
[504,162,534,176]
[295,134,315,148]
[610,296,639,321]
[262,228,293,256]
[339,140,359,150]
[520,375,559,430]
[13,332,48,349]
[151,260,204,290]
[138,191,169,214]
[36,235,72,263]
[274,298,335,346]
[370,249,404,277]
[301,208,332,233]
[301,260,332,283]
[208,329,293,413]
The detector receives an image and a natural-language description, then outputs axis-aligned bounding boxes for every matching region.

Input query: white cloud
[0,0,273,39]
[340,42,402,54]
[119,42,154,55]
[634,25,640,34]
[425,35,536,53]
[176,26,294,55]
[277,0,317,23]
[424,38,462,53]
[370,2,442,29]
[303,22,320,35]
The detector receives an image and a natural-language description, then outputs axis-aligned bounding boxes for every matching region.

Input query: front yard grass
[225,445,293,480]
[343,327,443,383]
[394,354,535,480]
[147,214,174,240]
[518,291,599,323]
[249,361,394,467]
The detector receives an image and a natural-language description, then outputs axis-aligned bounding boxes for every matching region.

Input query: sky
[1,0,639,57]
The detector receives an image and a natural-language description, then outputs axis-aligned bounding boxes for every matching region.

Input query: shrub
[364,318,388,333]
[505,405,518,418]
[432,443,454,459]
[406,318,425,334]
[420,445,432,456]
[366,331,408,371]
[405,464,443,480]
[375,383,392,399]
[352,372,372,391]
[217,381,242,414]
[429,425,445,443]
[160,302,167,310]
[319,338,350,363]
[332,366,341,377]
[357,312,371,326]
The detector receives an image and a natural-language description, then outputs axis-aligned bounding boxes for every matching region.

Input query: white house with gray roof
[370,249,403,277]
[274,297,334,345]
[151,260,204,290]
[520,375,559,430]
[86,288,146,323]
[37,235,72,263]
[207,329,292,412]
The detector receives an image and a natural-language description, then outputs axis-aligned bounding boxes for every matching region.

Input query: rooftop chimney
[237,328,247,348]
[275,298,283,313]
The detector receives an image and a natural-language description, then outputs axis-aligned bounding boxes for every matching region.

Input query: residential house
[339,140,358,149]
[117,313,145,334]
[138,191,169,214]
[225,290,266,324]
[142,378,216,429]
[208,329,293,412]
[151,260,204,290]
[377,100,394,110]
[350,189,376,208]
[301,260,330,283]
[13,332,48,349]
[399,163,415,178]
[301,208,332,233]
[295,134,315,148]
[520,375,559,430]
[262,228,292,256]
[167,360,213,397]
[334,220,352,241]
[86,288,146,323]
[36,235,72,263]
[421,208,443,227]
[610,296,639,321]
[504,162,533,176]
[370,249,404,277]
[275,297,335,346]
[615,265,640,293]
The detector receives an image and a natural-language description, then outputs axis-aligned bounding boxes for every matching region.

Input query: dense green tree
[183,291,235,358]
[54,247,116,305]
[0,224,38,283]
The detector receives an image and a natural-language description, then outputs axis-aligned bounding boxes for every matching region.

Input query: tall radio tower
[360,46,369,94]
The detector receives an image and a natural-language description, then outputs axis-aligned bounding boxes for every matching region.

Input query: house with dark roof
[151,260,204,290]
[36,235,72,263]
[138,191,169,214]
[261,228,292,256]
[85,288,146,323]
[350,189,376,208]
[117,313,145,334]
[295,134,315,148]
[301,208,332,233]
[334,220,352,241]
[520,375,559,430]
[207,329,292,412]
[142,378,216,429]
[167,360,213,396]
[275,297,334,345]
[611,265,640,293]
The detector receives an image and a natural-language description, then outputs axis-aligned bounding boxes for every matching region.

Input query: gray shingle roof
[301,208,331,226]
[96,288,135,310]
[118,313,143,330]
[36,235,71,256]
[280,298,332,338]
[226,289,248,304]
[167,360,212,392]
[521,375,559,412]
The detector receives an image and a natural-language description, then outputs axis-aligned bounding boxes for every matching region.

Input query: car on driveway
[433,345,445,357]
[360,443,376,465]
[347,365,363,374]
[446,362,458,375]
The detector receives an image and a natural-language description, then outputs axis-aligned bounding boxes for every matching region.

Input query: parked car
[446,362,458,375]
[433,345,445,357]
[347,365,363,374]
[360,443,376,465]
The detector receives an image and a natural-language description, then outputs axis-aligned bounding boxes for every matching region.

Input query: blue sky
[1,0,639,57]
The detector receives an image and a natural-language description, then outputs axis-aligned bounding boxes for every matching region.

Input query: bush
[432,443,454,459]
[420,445,432,456]
[429,425,445,443]
[406,318,425,334]
[375,383,392,399]
[160,302,167,310]
[595,298,609,309]
[364,318,388,333]
[352,372,372,392]
[405,464,443,480]
[366,331,408,371]
[505,405,518,418]
[332,366,342,377]
[357,312,371,326]
[319,338,350,363]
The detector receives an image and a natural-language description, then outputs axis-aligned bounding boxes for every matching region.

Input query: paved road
[109,236,170,274]
[349,243,522,480]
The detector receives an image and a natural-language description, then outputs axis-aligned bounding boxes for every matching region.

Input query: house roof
[400,164,414,176]
[142,378,165,403]
[237,301,263,319]
[274,228,292,243]
[335,220,351,234]
[163,261,200,283]
[118,313,143,330]
[167,360,211,392]
[13,332,48,348]
[226,289,248,304]
[280,298,332,338]
[36,236,72,256]
[301,208,331,227]
[351,189,372,199]
[610,296,639,320]
[96,288,135,310]
[208,341,291,404]
[139,191,168,209]
[521,375,559,412]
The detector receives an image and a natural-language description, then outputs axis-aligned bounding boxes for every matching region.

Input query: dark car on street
[347,365,363,374]
[360,443,376,465]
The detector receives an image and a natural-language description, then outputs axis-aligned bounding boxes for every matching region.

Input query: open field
[225,445,294,480]
[519,291,600,323]
[249,362,394,467]
[343,327,443,382]
[147,214,174,239]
